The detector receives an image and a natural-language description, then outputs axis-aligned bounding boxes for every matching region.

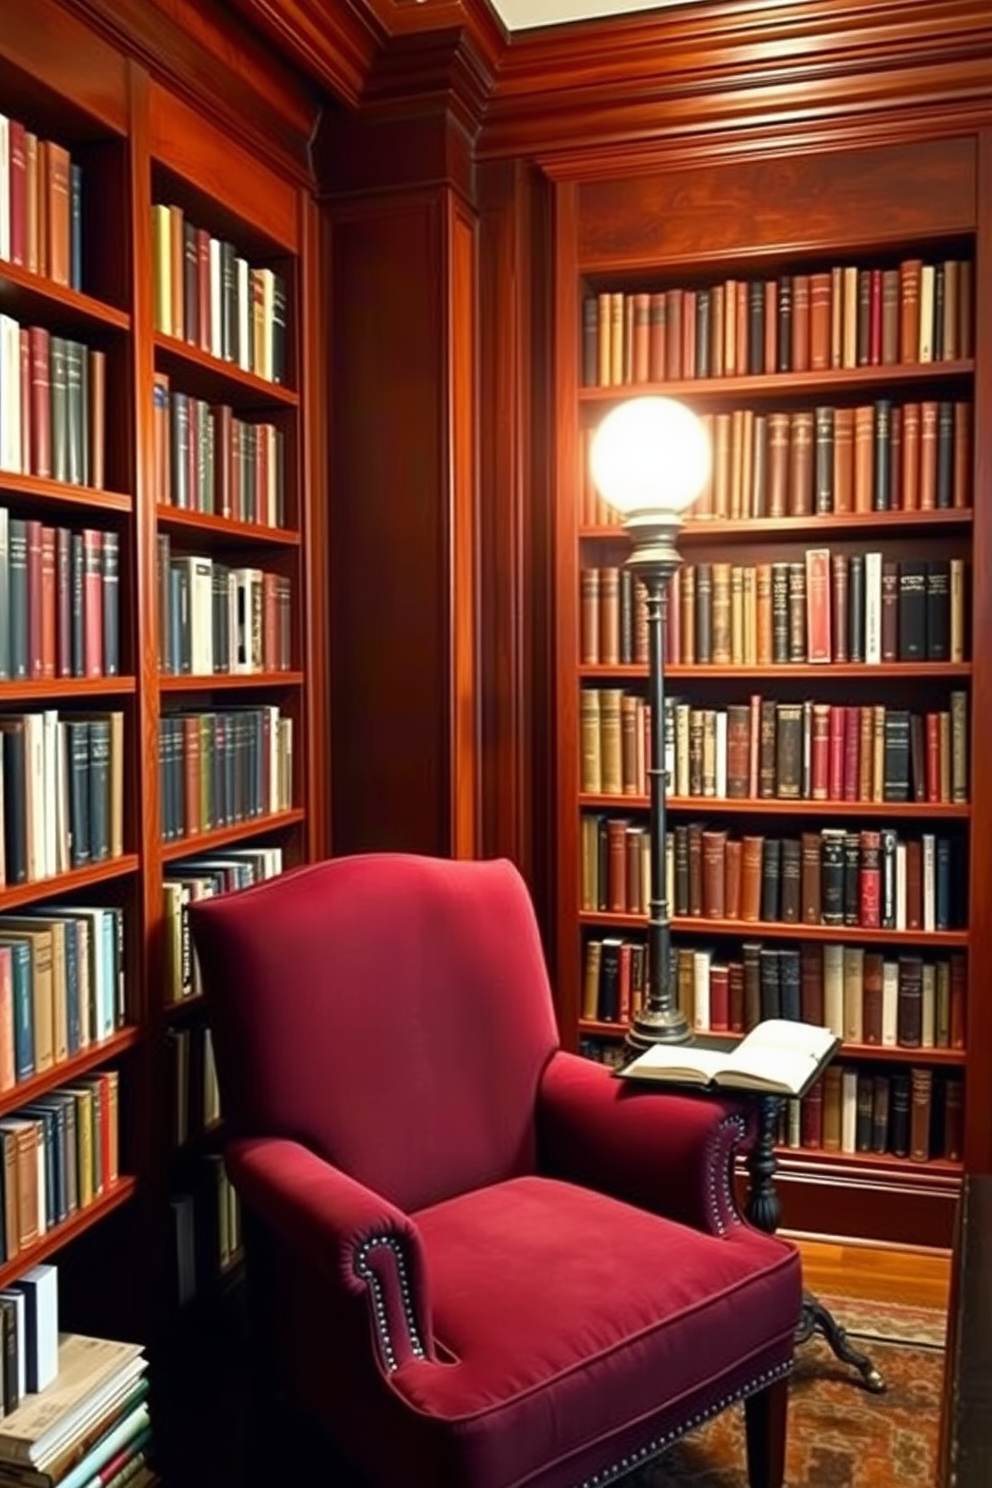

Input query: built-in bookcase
[0,2,323,1334]
[553,135,990,1248]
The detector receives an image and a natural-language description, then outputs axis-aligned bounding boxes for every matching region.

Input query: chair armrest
[537,1050,752,1235]
[227,1135,435,1371]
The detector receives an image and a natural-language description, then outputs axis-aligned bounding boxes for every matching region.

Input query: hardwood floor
[792,1232,951,1310]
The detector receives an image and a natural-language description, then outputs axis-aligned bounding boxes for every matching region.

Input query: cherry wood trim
[771,1161,959,1248]
[580,361,974,401]
[582,795,972,821]
[0,263,130,332]
[225,0,379,112]
[579,662,972,682]
[0,475,132,515]
[0,856,140,913]
[0,679,136,701]
[155,508,300,546]
[0,1028,141,1121]
[158,672,304,692]
[159,807,307,862]
[0,1177,138,1293]
[583,511,974,544]
[579,912,969,947]
[153,334,299,407]
[0,0,129,132]
[579,1022,966,1067]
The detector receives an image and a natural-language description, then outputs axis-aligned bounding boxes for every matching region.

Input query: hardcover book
[617,1018,838,1097]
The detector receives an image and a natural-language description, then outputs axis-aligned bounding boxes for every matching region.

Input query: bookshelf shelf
[0,262,131,333]
[0,1177,138,1294]
[160,808,306,862]
[153,333,299,409]
[581,794,971,819]
[769,1148,963,1182]
[581,509,974,543]
[579,662,972,681]
[155,507,300,547]
[161,994,205,1021]
[0,677,136,701]
[578,911,969,946]
[159,671,303,692]
[0,472,132,514]
[0,855,140,912]
[578,1019,967,1066]
[0,1027,141,1121]
[578,359,975,405]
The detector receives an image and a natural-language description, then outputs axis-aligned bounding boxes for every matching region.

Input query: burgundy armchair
[189,853,801,1488]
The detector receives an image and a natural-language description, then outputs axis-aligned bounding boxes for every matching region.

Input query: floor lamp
[589,395,712,1051]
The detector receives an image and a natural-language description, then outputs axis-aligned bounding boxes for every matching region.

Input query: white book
[863,551,882,664]
[840,1068,858,1153]
[0,314,22,473]
[692,948,711,1032]
[823,943,844,1038]
[209,237,222,358]
[895,842,907,931]
[918,263,935,362]
[922,833,936,932]
[881,960,899,1046]
[921,963,936,1048]
[0,116,9,262]
[42,711,59,881]
[714,711,727,798]
[619,1018,838,1098]
[675,704,690,797]
[23,711,44,884]
[236,256,251,371]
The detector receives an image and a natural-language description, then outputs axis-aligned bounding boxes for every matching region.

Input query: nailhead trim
[705,1114,747,1234]
[354,1234,426,1372]
[574,1358,793,1488]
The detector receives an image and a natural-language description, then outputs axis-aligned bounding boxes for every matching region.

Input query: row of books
[0,906,124,1088]
[582,814,965,931]
[163,845,284,1004]
[582,935,965,1053]
[0,114,80,288]
[0,1070,118,1262]
[152,373,287,527]
[580,400,971,529]
[152,202,287,384]
[1,711,125,887]
[0,1330,153,1488]
[580,690,970,806]
[0,319,107,491]
[581,258,974,388]
[172,1156,242,1308]
[157,543,293,677]
[158,707,293,842]
[0,515,119,682]
[166,1025,220,1151]
[580,552,967,668]
[0,1263,59,1414]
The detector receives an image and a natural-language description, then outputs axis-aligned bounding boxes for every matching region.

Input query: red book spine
[618,941,632,1024]
[801,1079,825,1148]
[56,526,72,678]
[860,830,881,929]
[82,528,104,677]
[29,326,51,477]
[843,706,860,801]
[925,712,941,802]
[8,120,26,267]
[728,961,744,1033]
[709,963,730,1031]
[39,525,56,680]
[811,705,830,799]
[26,518,43,678]
[869,267,883,365]
[828,705,846,800]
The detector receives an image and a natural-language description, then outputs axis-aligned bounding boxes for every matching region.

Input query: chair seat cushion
[397,1175,801,1488]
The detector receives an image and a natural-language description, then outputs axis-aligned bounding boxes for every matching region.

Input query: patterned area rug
[622,1294,946,1487]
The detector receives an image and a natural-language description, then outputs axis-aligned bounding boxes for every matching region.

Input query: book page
[620,1044,727,1084]
[722,1020,837,1092]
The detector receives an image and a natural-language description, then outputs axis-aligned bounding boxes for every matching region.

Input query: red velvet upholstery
[190,853,802,1488]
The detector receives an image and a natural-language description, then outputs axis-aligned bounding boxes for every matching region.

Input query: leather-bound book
[599,688,624,795]
[823,943,844,1037]
[897,954,924,1047]
[805,549,831,664]
[673,825,690,916]
[758,946,782,1019]
[853,405,874,512]
[881,559,899,661]
[820,828,845,925]
[742,941,763,1030]
[901,400,921,510]
[919,400,938,508]
[599,566,621,664]
[828,704,846,800]
[943,1076,964,1161]
[579,568,601,664]
[810,702,831,800]
[801,1077,825,1148]
[687,821,704,917]
[777,274,793,372]
[788,410,814,515]
[862,951,885,1044]
[889,1072,911,1156]
[676,947,695,1023]
[780,837,801,924]
[842,946,864,1044]
[883,710,911,803]
[766,413,790,518]
[625,824,645,915]
[582,939,602,1020]
[899,258,923,362]
[936,400,954,509]
[857,706,875,801]
[860,828,882,929]
[724,838,743,922]
[760,837,782,922]
[856,268,872,365]
[726,704,750,799]
[755,563,773,664]
[832,405,854,513]
[950,689,968,804]
[741,836,764,922]
[800,942,825,1024]
[830,552,849,661]
[763,279,778,372]
[775,701,803,799]
[881,826,899,929]
[648,291,667,381]
[701,829,727,919]
[871,1074,891,1153]
[897,559,928,660]
[822,1065,843,1150]
[665,288,684,380]
[758,700,777,798]
[606,817,629,913]
[842,830,861,925]
[847,552,865,661]
[728,960,745,1032]
[791,273,810,371]
[873,399,892,510]
[809,271,831,370]
[779,947,801,1021]
[926,559,950,661]
[709,962,730,1032]
[598,938,623,1021]
[909,1066,934,1162]
[579,688,602,794]
[799,832,822,925]
[710,562,731,664]
[856,1072,875,1151]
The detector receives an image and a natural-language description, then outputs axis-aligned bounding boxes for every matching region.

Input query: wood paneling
[450,202,480,859]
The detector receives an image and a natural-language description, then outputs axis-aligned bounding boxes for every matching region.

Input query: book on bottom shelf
[617,1018,839,1096]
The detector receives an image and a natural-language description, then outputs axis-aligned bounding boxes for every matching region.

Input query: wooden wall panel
[328,197,453,857]
[449,202,480,859]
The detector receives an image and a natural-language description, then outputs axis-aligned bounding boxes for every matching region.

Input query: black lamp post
[589,396,712,1051]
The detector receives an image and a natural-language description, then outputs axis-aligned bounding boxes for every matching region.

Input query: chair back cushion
[188,854,560,1212]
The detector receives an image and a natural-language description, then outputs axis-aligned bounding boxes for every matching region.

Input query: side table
[747,1093,885,1393]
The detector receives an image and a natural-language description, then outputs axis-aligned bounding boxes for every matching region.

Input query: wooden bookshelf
[0,0,326,1338]
[552,133,988,1250]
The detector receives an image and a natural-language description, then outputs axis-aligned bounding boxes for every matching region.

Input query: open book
[617,1019,839,1097]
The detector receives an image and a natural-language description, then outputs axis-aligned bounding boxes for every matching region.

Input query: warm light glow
[589,396,711,518]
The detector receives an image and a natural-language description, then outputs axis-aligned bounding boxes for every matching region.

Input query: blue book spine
[4,943,34,1081]
[63,920,81,1055]
[101,911,115,1039]
[70,164,83,292]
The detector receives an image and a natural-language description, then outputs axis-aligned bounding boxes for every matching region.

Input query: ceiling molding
[224,0,386,108]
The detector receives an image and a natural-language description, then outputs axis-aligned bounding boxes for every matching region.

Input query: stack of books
[0,1333,153,1488]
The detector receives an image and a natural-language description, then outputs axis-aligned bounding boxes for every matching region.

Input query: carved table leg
[745,1096,886,1394]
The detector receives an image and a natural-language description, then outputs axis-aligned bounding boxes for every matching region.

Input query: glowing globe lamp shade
[589,396,711,519]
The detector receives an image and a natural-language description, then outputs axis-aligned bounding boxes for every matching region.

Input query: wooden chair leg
[744,1375,789,1488]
